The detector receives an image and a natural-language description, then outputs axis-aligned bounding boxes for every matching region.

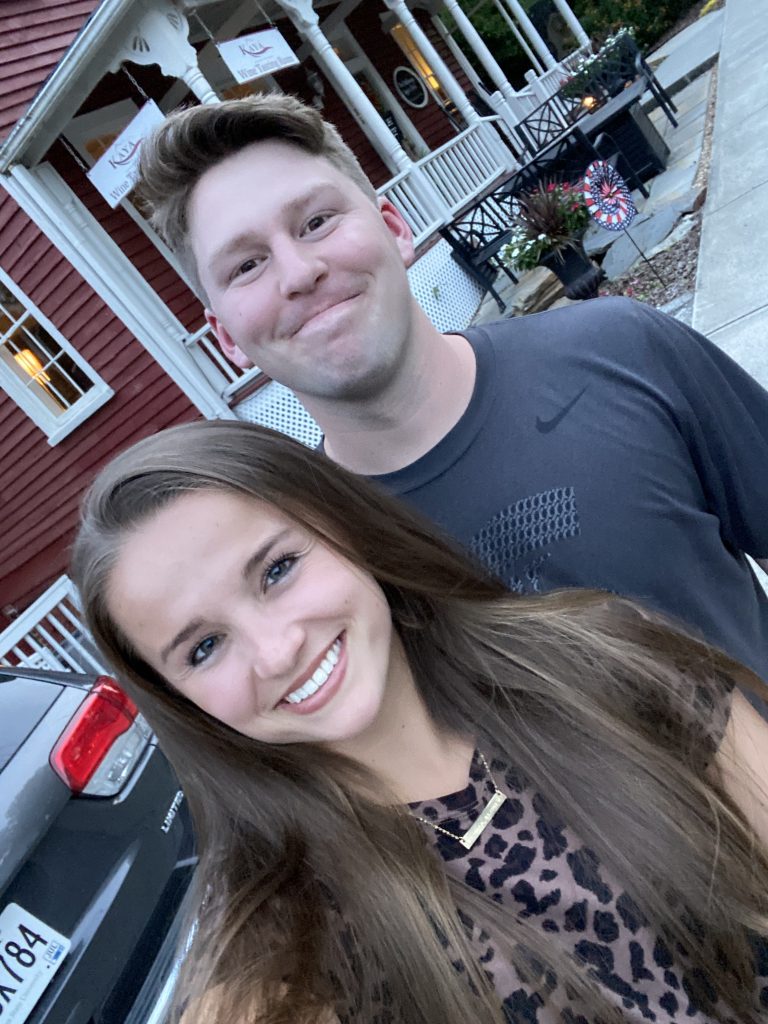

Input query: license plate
[0,904,70,1024]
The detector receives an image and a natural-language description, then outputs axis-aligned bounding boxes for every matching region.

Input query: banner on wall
[217,27,299,84]
[86,100,165,208]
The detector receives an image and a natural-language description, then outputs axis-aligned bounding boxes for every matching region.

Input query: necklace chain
[414,752,507,850]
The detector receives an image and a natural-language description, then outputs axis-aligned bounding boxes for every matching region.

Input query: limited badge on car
[0,904,70,1023]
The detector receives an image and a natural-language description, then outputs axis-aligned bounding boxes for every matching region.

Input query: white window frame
[0,267,113,445]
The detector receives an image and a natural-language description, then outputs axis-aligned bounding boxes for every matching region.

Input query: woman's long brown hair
[72,420,768,1024]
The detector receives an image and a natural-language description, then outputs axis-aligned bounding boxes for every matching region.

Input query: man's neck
[303,318,476,476]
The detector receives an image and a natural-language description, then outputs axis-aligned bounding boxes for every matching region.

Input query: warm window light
[14,348,50,383]
[391,24,440,92]
[582,95,598,110]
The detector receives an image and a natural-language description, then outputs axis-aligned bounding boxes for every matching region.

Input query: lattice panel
[234,381,321,447]
[408,239,484,332]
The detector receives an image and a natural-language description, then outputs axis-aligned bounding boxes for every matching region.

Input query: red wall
[0,1,100,145]
[0,189,199,629]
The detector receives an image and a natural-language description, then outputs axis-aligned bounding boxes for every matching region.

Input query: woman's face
[106,490,406,749]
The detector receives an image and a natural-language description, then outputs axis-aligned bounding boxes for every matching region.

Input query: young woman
[72,420,768,1024]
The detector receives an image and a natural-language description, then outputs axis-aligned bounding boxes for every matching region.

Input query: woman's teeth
[284,638,341,704]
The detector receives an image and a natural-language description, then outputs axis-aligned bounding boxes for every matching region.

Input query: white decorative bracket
[109,0,218,103]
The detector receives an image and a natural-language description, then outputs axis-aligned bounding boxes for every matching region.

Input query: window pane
[1,320,93,415]
[0,283,25,329]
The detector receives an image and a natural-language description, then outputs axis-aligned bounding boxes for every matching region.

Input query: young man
[139,94,768,683]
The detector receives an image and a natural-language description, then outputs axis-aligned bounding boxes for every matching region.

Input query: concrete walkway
[692,0,768,388]
[647,7,724,94]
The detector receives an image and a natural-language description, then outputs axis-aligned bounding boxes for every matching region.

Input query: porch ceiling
[0,0,347,172]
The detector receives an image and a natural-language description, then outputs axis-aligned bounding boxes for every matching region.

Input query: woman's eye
[264,554,297,589]
[189,635,220,667]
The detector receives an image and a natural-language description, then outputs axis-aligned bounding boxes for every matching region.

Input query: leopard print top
[409,751,768,1023]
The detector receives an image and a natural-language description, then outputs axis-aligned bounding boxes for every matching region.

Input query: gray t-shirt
[371,298,768,681]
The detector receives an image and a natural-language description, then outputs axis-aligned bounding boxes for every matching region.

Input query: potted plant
[502,181,603,300]
[560,27,637,103]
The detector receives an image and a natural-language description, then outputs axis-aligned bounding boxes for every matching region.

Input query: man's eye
[304,213,332,234]
[233,257,262,278]
[264,554,297,589]
[189,635,220,667]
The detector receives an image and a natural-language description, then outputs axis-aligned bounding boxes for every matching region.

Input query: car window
[0,677,61,770]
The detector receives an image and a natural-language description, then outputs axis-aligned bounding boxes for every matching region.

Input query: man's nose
[273,237,327,298]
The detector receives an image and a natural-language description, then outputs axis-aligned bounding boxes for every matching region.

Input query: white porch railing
[524,43,593,103]
[377,168,443,248]
[378,118,516,246]
[419,119,516,216]
[0,575,105,672]
[182,324,263,400]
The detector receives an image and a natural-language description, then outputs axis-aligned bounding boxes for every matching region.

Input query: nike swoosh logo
[536,386,588,433]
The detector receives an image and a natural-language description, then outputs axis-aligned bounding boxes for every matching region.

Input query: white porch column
[552,0,591,49]
[439,0,519,109]
[383,0,481,128]
[499,0,557,70]
[277,0,414,174]
[492,0,544,75]
[110,0,219,103]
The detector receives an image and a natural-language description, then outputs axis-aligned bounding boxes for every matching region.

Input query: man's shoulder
[462,297,689,382]
[464,296,660,352]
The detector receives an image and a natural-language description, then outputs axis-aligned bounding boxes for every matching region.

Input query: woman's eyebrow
[160,618,206,666]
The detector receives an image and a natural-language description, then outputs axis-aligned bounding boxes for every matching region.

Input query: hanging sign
[86,100,165,208]
[217,27,299,84]
[393,66,429,109]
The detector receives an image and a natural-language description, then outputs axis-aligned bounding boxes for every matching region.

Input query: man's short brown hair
[138,93,378,299]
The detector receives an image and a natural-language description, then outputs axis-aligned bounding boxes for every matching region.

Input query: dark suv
[0,666,195,1024]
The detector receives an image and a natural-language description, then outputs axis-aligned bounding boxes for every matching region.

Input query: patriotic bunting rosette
[583,160,637,232]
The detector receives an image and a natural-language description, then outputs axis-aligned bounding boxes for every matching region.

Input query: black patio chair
[512,91,585,159]
[439,189,520,313]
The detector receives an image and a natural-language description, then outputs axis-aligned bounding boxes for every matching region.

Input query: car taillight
[50,676,152,796]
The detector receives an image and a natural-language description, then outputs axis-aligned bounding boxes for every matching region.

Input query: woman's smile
[277,632,346,714]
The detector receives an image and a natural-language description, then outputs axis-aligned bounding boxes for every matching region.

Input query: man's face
[189,140,417,403]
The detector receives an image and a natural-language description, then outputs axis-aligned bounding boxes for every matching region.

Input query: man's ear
[205,309,253,369]
[378,198,416,268]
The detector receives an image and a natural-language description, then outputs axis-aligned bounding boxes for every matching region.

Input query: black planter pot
[540,243,604,300]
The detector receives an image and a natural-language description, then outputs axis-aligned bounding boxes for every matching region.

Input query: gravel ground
[598,63,718,308]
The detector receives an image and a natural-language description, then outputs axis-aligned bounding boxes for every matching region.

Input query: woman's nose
[247,619,305,683]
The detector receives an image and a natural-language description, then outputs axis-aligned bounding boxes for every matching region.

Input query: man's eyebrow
[159,529,292,665]
[207,185,342,268]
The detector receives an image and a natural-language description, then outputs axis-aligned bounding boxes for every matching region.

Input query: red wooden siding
[0,0,98,145]
[0,188,198,629]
